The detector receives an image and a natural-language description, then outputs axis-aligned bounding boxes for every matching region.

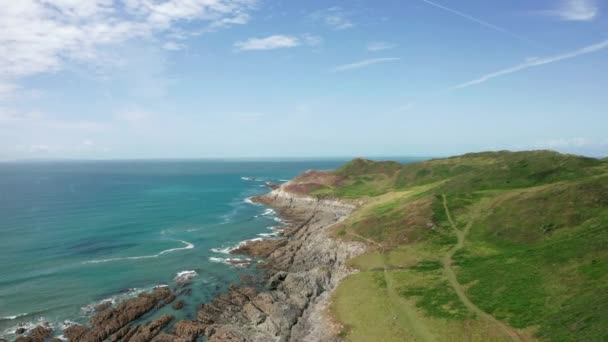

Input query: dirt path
[441,195,526,342]
[345,230,436,341]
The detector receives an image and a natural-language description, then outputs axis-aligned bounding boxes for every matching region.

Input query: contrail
[453,39,608,89]
[420,0,533,44]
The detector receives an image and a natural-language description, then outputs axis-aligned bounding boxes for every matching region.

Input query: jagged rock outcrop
[64,287,173,342]
[195,185,366,341]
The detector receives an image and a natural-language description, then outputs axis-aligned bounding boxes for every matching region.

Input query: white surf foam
[83,240,194,264]
[208,257,253,268]
[174,270,198,283]
[1,313,28,321]
[261,208,275,216]
[210,238,263,255]
[243,197,261,206]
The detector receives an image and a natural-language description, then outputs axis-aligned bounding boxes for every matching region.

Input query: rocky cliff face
[53,185,365,342]
[195,186,366,342]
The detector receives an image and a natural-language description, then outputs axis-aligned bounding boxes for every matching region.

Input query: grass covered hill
[290,150,607,341]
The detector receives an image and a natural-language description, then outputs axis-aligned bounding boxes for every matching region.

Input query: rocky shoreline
[12,183,366,342]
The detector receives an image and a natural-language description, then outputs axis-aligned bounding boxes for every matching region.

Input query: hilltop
[287,150,607,341]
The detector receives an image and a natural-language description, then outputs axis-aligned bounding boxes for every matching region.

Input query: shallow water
[0,158,422,337]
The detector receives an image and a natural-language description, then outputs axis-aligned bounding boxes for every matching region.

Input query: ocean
[0,158,422,338]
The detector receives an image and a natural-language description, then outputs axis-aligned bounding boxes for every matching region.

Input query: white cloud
[0,82,19,101]
[545,0,599,21]
[330,57,400,73]
[0,0,257,84]
[235,35,300,51]
[311,7,354,30]
[453,39,608,89]
[162,41,186,51]
[367,42,397,52]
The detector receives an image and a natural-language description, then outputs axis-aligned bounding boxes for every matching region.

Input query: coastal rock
[230,238,287,259]
[152,333,189,342]
[30,325,52,342]
[14,336,32,342]
[172,300,185,310]
[15,327,26,335]
[128,314,173,342]
[64,286,173,342]
[172,320,205,341]
[63,324,88,341]
[199,185,366,341]
[94,301,112,312]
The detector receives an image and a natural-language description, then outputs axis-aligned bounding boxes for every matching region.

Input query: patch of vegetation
[400,280,471,320]
[372,272,387,288]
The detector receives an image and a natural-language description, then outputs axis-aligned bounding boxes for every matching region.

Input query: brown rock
[172,320,205,342]
[63,324,88,341]
[66,286,173,342]
[14,336,32,342]
[152,333,190,342]
[230,238,287,259]
[30,325,52,342]
[172,300,185,310]
[128,314,173,342]
[94,301,112,312]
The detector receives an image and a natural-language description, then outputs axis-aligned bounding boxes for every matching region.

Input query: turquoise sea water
[0,158,423,338]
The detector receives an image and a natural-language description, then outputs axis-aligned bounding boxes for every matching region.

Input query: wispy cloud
[453,39,608,89]
[162,42,186,51]
[0,0,257,83]
[330,57,400,73]
[419,0,532,44]
[234,35,300,51]
[311,7,354,30]
[367,42,397,52]
[542,0,599,21]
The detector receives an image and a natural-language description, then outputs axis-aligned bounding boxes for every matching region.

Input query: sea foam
[83,240,194,264]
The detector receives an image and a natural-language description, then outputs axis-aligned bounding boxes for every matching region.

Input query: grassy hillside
[292,151,608,341]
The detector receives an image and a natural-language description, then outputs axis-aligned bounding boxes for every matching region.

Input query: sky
[0,0,607,160]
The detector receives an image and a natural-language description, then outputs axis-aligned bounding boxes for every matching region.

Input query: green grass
[327,150,608,341]
[400,280,471,320]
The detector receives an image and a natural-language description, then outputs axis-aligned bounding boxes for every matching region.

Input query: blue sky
[0,0,606,159]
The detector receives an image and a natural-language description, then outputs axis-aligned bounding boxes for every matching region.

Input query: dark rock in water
[49,339,62,342]
[14,336,32,342]
[172,300,185,310]
[164,293,176,305]
[15,327,26,334]
[30,325,52,342]
[63,286,173,342]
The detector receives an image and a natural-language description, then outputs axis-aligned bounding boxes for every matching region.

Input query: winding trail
[441,194,526,342]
